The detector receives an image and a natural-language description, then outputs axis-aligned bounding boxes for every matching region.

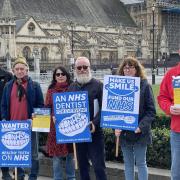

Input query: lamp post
[70,22,74,56]
[6,52,11,71]
[156,32,159,75]
[152,4,155,84]
[70,22,74,78]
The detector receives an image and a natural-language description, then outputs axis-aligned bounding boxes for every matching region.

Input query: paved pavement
[0,171,52,180]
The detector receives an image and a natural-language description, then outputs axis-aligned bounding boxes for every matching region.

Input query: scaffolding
[156,0,180,8]
[156,0,180,53]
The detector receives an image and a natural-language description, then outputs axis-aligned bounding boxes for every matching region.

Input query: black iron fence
[0,56,179,71]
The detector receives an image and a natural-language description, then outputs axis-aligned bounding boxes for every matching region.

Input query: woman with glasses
[45,66,75,180]
[115,57,156,180]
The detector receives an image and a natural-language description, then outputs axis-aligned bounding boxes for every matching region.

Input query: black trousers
[76,131,107,180]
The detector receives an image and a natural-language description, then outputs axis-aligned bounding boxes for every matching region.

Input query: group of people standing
[0,55,179,180]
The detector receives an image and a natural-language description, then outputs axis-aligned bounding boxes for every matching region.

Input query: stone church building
[0,0,146,70]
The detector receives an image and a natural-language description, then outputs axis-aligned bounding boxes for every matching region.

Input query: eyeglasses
[123,66,135,71]
[76,65,89,71]
[56,73,66,77]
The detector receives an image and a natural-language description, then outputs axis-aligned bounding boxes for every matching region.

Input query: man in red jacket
[157,62,180,180]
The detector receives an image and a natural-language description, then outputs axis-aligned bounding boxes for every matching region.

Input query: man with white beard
[68,57,107,180]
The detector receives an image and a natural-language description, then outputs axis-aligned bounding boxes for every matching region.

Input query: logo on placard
[58,113,88,136]
[124,116,136,124]
[2,131,30,150]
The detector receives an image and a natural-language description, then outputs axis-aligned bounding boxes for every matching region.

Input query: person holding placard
[68,57,107,180]
[115,57,156,180]
[45,66,75,180]
[157,62,180,180]
[1,57,44,180]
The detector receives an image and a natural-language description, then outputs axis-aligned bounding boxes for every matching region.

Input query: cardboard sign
[101,75,140,131]
[0,120,31,167]
[173,76,180,107]
[32,108,51,132]
[53,91,92,143]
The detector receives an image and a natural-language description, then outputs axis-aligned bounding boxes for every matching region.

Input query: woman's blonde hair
[117,57,147,79]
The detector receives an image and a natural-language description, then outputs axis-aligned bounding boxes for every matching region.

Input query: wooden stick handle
[73,143,78,170]
[115,136,119,157]
[15,167,18,180]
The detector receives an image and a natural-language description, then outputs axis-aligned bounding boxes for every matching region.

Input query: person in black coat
[68,57,107,180]
[0,67,13,180]
[115,57,156,180]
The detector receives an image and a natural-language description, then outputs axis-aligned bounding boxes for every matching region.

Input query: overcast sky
[120,0,144,5]
[121,0,180,4]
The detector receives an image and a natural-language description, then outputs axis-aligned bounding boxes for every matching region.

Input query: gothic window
[141,19,144,29]
[41,47,49,61]
[22,46,31,59]
[11,28,14,34]
[28,23,35,35]
[5,27,9,34]
[82,51,91,59]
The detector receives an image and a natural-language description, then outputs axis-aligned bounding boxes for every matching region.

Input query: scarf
[54,82,69,92]
[15,76,28,102]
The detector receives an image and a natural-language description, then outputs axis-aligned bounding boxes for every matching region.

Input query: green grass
[152,84,164,115]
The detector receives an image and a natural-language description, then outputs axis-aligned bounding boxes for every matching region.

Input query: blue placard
[101,75,140,131]
[173,76,180,88]
[0,120,31,167]
[53,91,92,143]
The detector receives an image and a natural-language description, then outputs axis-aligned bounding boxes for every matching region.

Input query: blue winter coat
[1,77,44,120]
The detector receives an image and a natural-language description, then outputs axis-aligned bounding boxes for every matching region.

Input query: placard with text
[53,91,91,143]
[32,108,51,132]
[0,120,31,167]
[173,76,180,108]
[101,75,140,131]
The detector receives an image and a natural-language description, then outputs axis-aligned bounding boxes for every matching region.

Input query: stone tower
[0,0,16,59]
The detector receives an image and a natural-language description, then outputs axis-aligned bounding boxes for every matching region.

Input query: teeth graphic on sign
[1,131,30,150]
[58,113,88,136]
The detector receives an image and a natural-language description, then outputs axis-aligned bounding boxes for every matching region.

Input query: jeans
[53,153,75,180]
[1,167,12,180]
[121,143,148,180]
[170,131,180,180]
[76,132,107,180]
[28,131,39,180]
[1,132,39,180]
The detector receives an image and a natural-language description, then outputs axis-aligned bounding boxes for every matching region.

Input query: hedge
[104,127,171,169]
[152,115,170,129]
[39,115,171,169]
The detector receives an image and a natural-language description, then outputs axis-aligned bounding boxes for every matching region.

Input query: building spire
[1,0,14,19]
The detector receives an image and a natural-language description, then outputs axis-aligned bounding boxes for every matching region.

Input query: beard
[75,71,92,84]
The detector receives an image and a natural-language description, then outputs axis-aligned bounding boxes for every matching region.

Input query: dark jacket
[68,78,103,133]
[1,77,44,120]
[0,68,13,119]
[120,79,156,145]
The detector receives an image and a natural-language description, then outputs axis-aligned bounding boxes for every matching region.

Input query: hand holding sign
[170,106,180,115]
[135,127,141,134]
[53,116,56,124]
[89,121,95,133]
